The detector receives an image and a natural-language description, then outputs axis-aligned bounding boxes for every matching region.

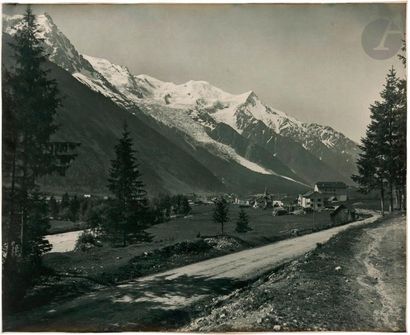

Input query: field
[44,205,334,281]
[147,205,332,246]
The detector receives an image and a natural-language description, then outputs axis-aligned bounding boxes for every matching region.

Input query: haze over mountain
[3,13,360,196]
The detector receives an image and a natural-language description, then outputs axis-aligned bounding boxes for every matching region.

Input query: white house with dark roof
[298,191,325,211]
[298,181,348,211]
[314,181,348,201]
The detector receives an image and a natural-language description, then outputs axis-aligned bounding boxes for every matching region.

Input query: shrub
[74,232,101,252]
[161,239,211,255]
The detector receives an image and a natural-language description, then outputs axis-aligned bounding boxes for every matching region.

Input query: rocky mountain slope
[2,13,359,194]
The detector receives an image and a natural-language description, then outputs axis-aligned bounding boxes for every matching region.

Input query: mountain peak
[43,12,54,20]
[244,90,258,104]
[3,12,86,73]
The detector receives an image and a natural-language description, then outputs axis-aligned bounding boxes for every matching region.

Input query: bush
[74,232,101,252]
[236,208,252,233]
[161,239,211,255]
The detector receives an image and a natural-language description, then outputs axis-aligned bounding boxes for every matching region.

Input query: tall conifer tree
[213,197,229,235]
[107,123,149,246]
[353,66,405,214]
[2,6,79,311]
[395,42,407,209]
[235,208,252,233]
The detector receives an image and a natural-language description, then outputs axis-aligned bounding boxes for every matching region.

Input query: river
[45,230,84,253]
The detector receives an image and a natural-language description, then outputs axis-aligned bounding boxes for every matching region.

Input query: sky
[3,3,406,142]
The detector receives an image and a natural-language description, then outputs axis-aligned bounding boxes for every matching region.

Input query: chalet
[253,197,268,209]
[314,181,348,202]
[272,200,284,208]
[251,188,273,209]
[234,198,251,207]
[299,191,324,211]
[330,204,356,225]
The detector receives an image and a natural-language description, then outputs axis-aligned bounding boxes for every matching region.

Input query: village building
[272,200,284,208]
[330,204,356,225]
[234,198,251,207]
[314,181,348,201]
[298,191,324,211]
[249,188,273,209]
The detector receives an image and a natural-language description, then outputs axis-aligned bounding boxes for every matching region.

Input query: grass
[147,205,332,246]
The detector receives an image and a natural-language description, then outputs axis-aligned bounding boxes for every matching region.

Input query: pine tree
[352,68,401,215]
[107,123,149,246]
[48,196,59,219]
[171,194,191,215]
[2,6,79,312]
[80,197,90,221]
[180,197,191,216]
[59,192,71,220]
[353,122,387,215]
[379,68,401,212]
[159,194,172,219]
[61,192,70,209]
[394,41,406,209]
[235,208,252,233]
[23,191,53,257]
[213,197,229,235]
[69,195,81,222]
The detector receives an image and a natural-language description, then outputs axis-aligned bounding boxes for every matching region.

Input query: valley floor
[4,211,388,331]
[183,213,406,332]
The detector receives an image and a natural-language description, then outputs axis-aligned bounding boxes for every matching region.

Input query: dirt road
[8,211,381,331]
[355,215,406,331]
[184,213,406,332]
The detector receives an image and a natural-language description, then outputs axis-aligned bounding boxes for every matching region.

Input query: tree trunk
[396,188,402,210]
[20,211,25,256]
[380,186,385,216]
[389,182,394,213]
[6,150,17,260]
[401,173,406,211]
[20,133,29,258]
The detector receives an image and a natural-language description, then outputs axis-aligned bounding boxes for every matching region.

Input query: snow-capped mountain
[82,54,358,182]
[3,13,359,188]
[3,13,132,106]
[83,54,358,153]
